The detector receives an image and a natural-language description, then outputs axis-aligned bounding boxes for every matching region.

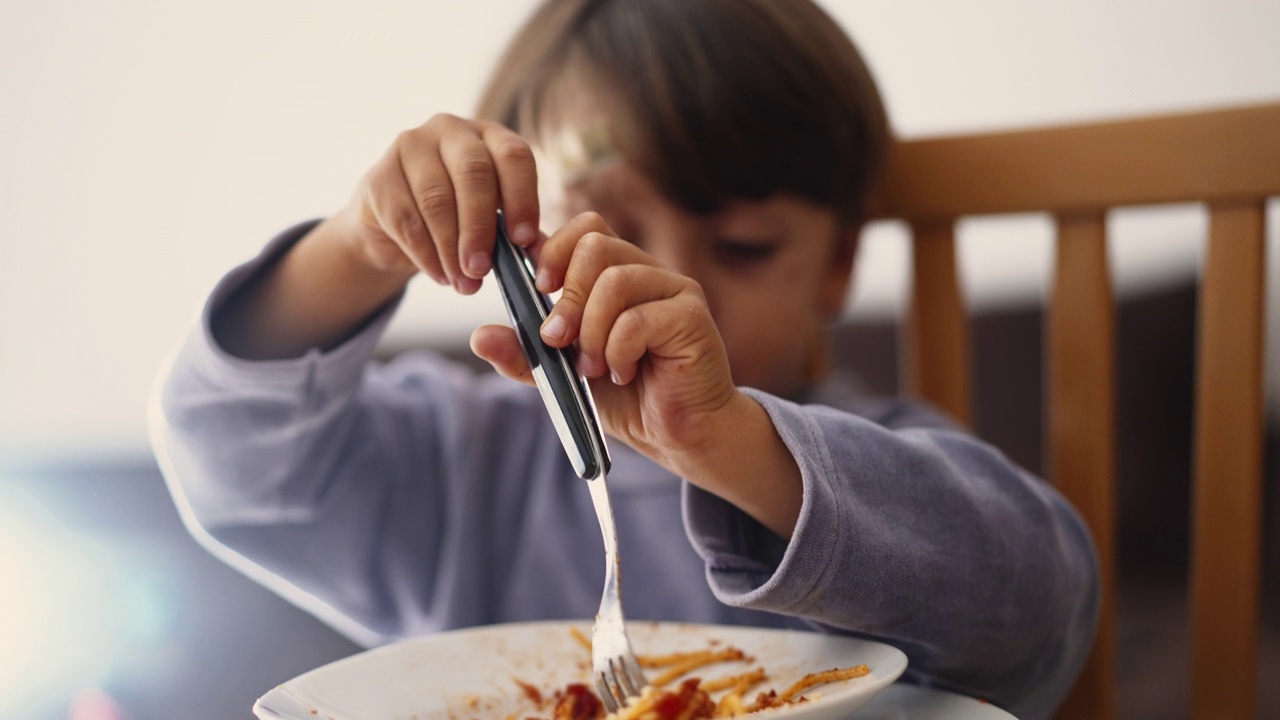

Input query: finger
[534,211,618,293]
[538,217,657,347]
[367,160,447,284]
[440,129,500,282]
[574,264,690,379]
[469,325,535,386]
[604,292,712,385]
[526,228,551,267]
[398,126,463,287]
[480,122,540,248]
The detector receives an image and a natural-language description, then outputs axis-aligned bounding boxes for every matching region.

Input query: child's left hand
[470,211,739,469]
[473,212,803,539]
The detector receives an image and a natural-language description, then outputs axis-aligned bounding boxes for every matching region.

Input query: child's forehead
[528,73,640,211]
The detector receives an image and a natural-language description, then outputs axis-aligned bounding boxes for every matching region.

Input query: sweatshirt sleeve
[681,389,1098,720]
[148,221,547,647]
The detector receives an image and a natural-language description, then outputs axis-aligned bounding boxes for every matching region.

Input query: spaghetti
[516,628,871,720]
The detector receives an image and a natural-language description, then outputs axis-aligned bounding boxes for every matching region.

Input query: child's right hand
[332,113,542,294]
[213,114,542,360]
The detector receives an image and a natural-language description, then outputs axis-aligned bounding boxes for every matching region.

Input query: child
[151,1,1097,718]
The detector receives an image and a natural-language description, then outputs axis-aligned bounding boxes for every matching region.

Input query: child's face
[554,160,855,399]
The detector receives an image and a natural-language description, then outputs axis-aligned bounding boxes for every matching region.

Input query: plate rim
[253,619,909,720]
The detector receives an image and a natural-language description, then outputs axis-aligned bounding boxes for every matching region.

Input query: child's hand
[472,212,802,538]
[212,114,539,360]
[333,114,542,294]
[471,213,739,470]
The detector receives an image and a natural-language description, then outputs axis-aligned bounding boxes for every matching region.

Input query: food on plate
[550,683,605,720]
[510,629,871,720]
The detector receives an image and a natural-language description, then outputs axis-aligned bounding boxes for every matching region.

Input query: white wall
[2,0,1279,456]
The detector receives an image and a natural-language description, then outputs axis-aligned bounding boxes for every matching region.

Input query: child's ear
[819,224,861,320]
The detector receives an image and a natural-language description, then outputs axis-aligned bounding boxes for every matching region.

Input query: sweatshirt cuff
[682,388,846,615]
[186,219,402,394]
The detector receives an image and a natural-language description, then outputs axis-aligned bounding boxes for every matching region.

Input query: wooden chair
[872,102,1280,719]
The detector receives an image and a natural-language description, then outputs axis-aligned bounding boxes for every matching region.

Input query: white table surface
[851,683,1017,719]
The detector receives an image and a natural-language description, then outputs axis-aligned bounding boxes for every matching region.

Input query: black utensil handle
[491,213,610,479]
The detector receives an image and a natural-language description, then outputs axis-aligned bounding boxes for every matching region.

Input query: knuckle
[579,230,611,258]
[395,124,433,154]
[613,306,646,337]
[389,207,426,244]
[408,114,463,147]
[393,128,415,149]
[416,184,455,218]
[682,276,706,299]
[452,154,496,190]
[423,112,461,130]
[596,263,634,291]
[559,279,589,306]
[493,139,535,166]
[575,211,609,231]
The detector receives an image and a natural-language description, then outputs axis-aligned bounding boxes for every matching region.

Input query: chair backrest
[872,102,1280,719]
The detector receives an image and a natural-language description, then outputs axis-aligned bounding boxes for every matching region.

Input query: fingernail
[610,369,623,385]
[465,252,490,277]
[513,223,537,246]
[454,276,482,295]
[541,314,567,342]
[535,268,553,292]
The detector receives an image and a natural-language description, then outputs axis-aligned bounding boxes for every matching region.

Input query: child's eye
[713,239,779,267]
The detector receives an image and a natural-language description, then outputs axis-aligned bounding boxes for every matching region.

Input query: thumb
[470,324,535,386]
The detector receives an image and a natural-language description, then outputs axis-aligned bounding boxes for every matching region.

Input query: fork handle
[491,212,611,480]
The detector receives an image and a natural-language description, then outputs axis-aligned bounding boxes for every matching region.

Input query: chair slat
[1047,213,1117,720]
[905,220,972,425]
[1189,200,1266,720]
[875,103,1280,220]
[875,103,1280,718]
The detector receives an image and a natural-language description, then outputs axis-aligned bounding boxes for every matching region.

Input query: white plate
[254,620,908,720]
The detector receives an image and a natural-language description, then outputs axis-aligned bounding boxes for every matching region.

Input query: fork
[490,216,647,710]
[586,474,649,711]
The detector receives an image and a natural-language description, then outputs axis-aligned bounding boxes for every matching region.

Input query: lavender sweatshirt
[150,222,1097,720]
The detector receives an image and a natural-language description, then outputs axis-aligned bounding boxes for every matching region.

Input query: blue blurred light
[0,484,123,717]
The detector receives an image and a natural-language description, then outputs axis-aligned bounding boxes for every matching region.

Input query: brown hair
[476,0,890,225]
